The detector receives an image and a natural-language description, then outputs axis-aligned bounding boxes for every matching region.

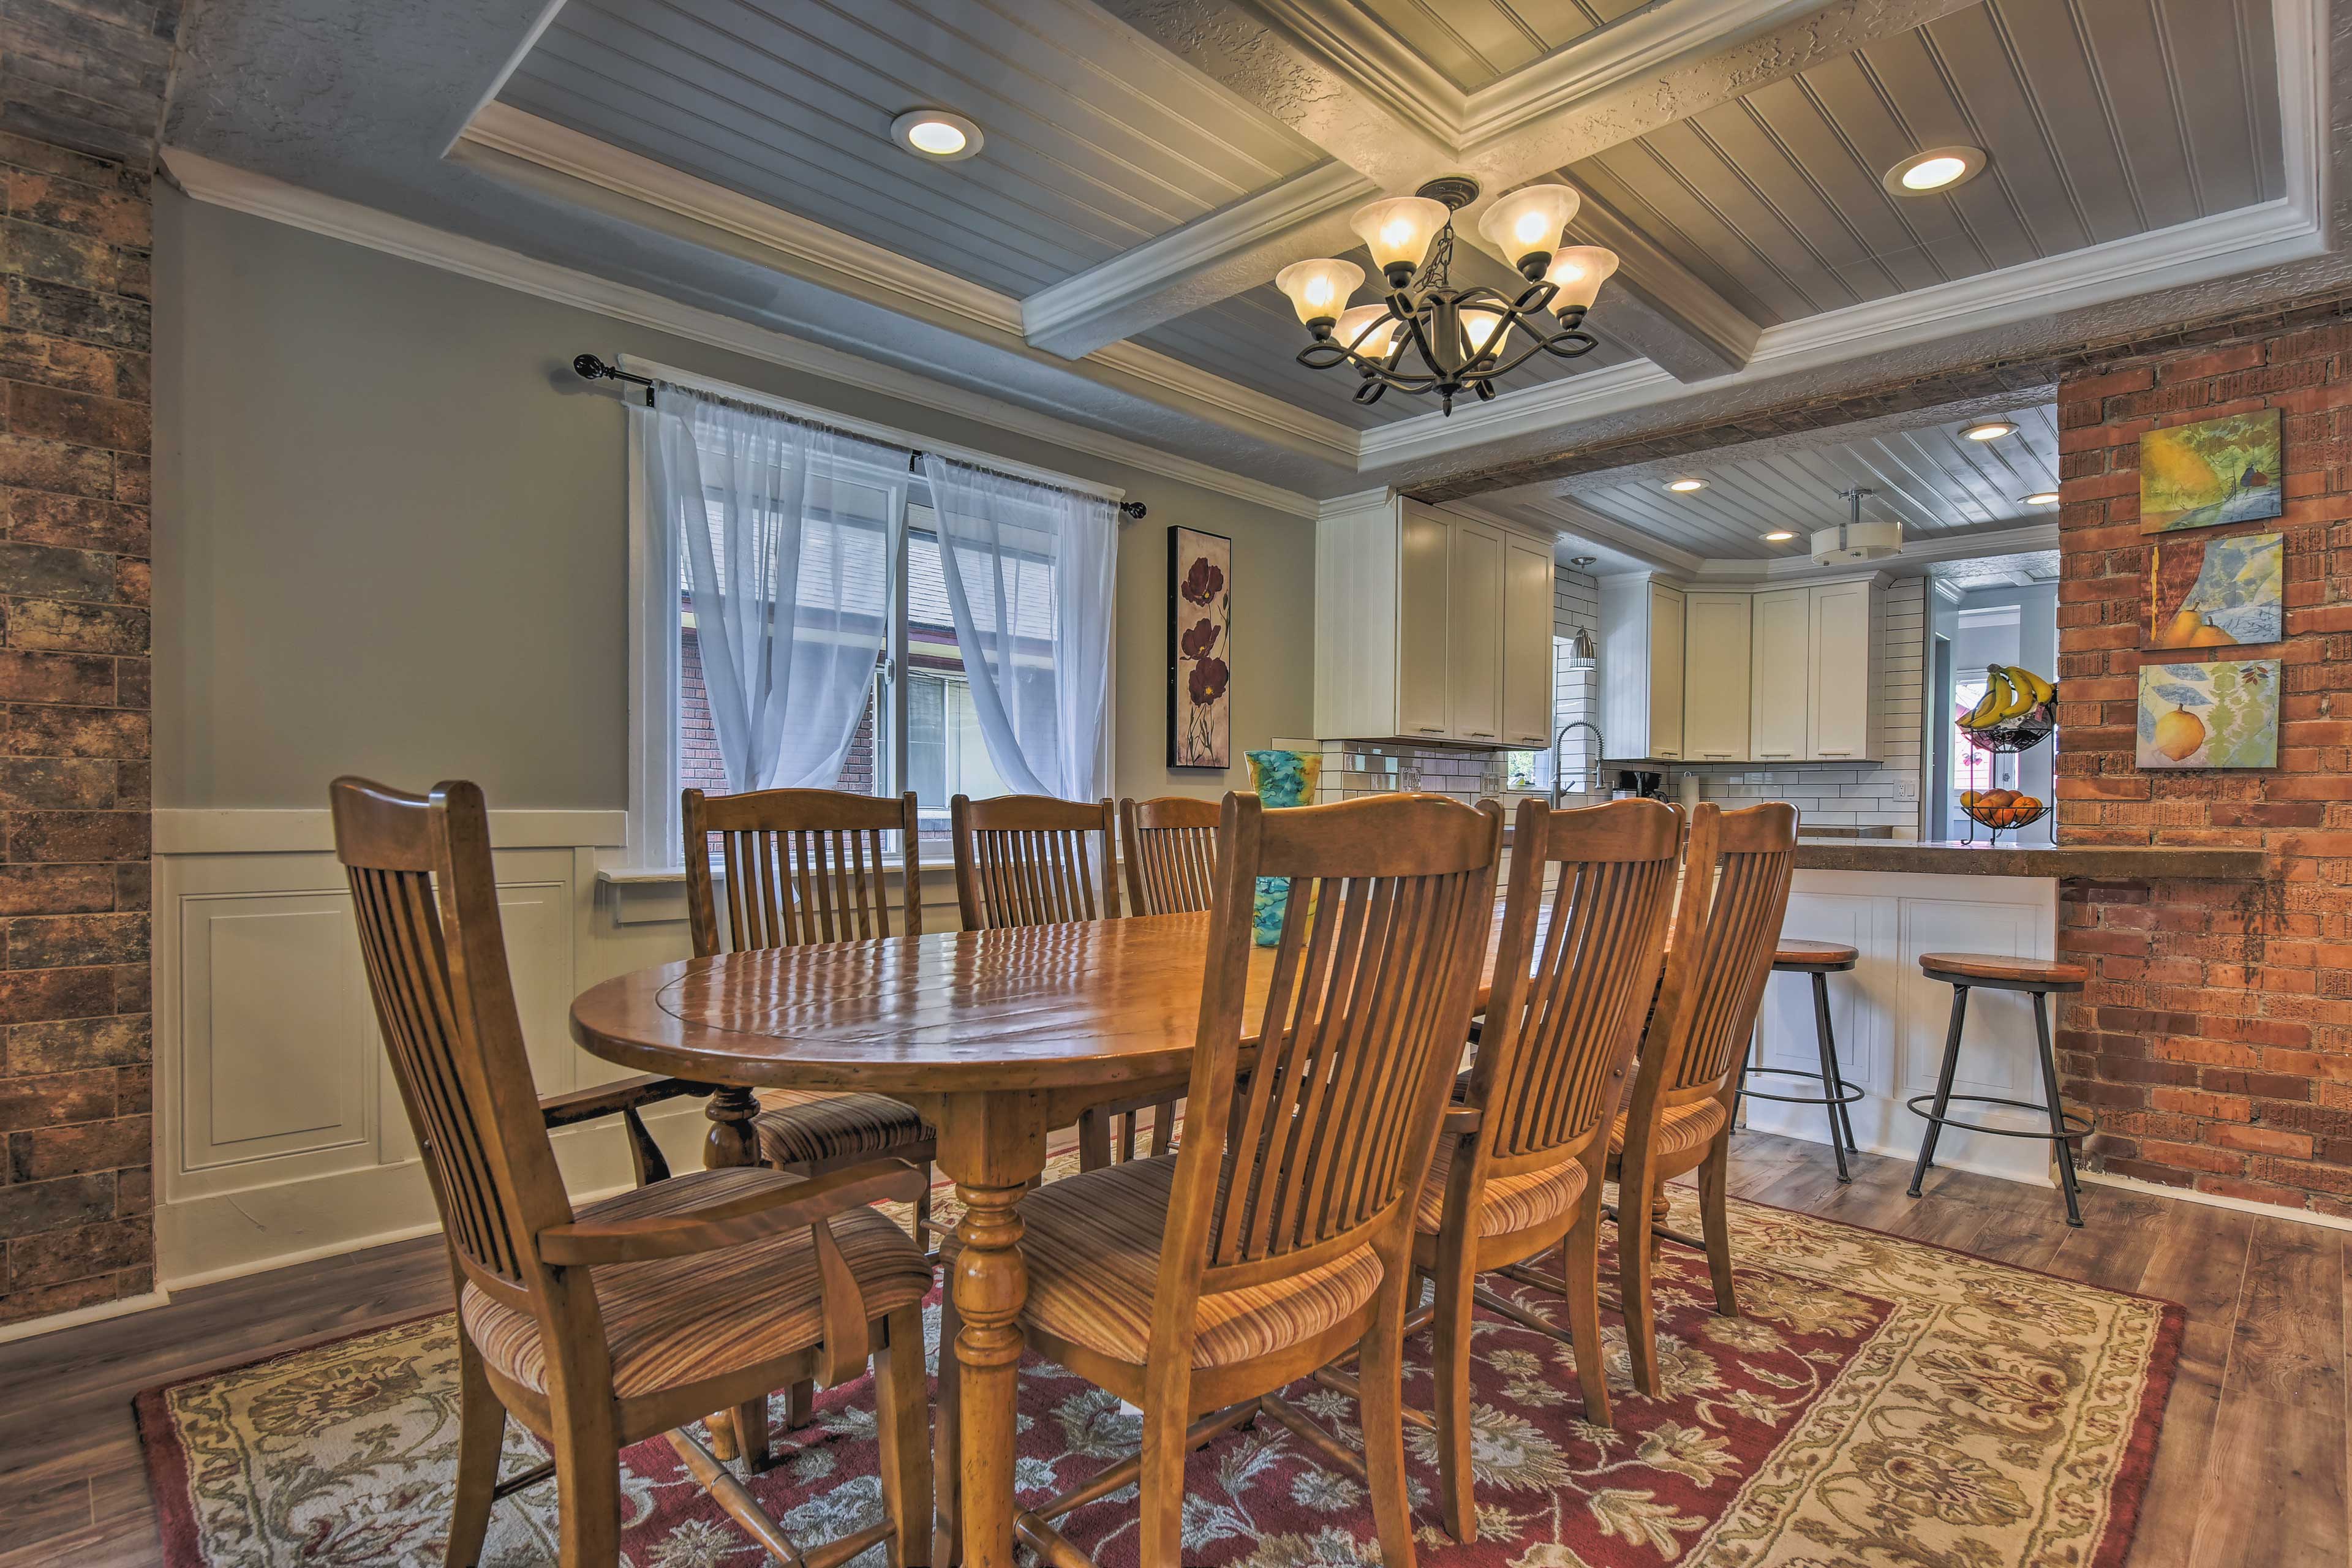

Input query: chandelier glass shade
[1278,178,1619,415]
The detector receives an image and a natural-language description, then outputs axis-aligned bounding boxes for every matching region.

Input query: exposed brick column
[2054,301,2352,1216]
[0,0,173,1324]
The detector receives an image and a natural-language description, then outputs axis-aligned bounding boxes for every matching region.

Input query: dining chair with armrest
[935,791,1502,1568]
[1409,796,1683,1539]
[334,777,934,1568]
[1608,801,1798,1397]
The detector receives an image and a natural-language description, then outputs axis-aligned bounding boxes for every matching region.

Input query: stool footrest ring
[1741,1066,1866,1108]
[1904,1091,2091,1142]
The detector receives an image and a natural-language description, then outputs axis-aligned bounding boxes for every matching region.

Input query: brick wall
[2054,295,2352,1216]
[0,2,172,1327]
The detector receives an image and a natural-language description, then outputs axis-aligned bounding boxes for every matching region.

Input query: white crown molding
[1457,0,1838,148]
[159,146,1323,520]
[456,106,1362,469]
[1457,494,1707,577]
[1020,162,1378,358]
[1314,486,1398,518]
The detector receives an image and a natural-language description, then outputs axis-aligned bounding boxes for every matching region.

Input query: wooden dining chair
[1408,796,1682,1540]
[1081,794,1225,1167]
[1609,801,1797,1398]
[334,777,934,1568]
[935,791,1502,1568]
[948,792,1120,929]
[684,788,939,1254]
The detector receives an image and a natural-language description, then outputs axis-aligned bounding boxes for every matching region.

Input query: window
[629,364,1120,868]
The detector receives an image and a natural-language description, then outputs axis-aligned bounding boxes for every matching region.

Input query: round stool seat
[1774,938,1858,973]
[1918,951,2087,992]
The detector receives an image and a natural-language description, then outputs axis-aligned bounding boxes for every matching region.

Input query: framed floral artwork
[1168,527,1232,768]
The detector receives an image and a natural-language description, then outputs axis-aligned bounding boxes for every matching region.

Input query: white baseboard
[2077,1167,2352,1235]
[0,1287,171,1346]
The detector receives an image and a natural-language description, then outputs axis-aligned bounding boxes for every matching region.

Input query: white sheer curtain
[646,383,900,793]
[919,454,1117,801]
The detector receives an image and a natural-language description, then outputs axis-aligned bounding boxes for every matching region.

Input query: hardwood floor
[2,1131,2341,1566]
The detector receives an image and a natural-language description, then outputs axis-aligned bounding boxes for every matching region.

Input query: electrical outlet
[1894,777,1918,801]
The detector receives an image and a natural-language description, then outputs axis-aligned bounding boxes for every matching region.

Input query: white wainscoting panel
[1743,868,2058,1187]
[155,814,710,1287]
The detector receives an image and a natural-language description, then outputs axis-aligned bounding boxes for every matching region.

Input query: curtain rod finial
[1120,501,1146,520]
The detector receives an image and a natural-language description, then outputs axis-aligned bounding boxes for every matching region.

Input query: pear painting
[2136,660,2280,769]
[2139,408,2283,533]
[2147,530,2283,649]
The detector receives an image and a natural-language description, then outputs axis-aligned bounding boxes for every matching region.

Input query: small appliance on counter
[1612,769,1667,801]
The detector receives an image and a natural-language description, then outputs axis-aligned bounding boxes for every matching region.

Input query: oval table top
[571,907,1518,1096]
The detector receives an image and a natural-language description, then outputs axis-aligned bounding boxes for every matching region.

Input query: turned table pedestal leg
[933,1092,1046,1568]
[700,1084,763,1460]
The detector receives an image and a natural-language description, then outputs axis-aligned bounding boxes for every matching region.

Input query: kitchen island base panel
[1740,869,2065,1191]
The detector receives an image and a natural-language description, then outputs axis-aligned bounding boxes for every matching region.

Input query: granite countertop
[1792,839,2265,880]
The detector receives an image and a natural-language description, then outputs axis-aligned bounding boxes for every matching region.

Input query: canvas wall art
[1168,526,1232,767]
[2137,659,2280,769]
[2139,407,2282,534]
[2146,530,2283,649]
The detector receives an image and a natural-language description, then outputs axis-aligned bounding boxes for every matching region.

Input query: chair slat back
[1161,793,1500,1303]
[1651,803,1799,1101]
[951,793,1121,929]
[685,788,922,956]
[331,777,571,1304]
[1119,796,1221,916]
[1474,798,1682,1161]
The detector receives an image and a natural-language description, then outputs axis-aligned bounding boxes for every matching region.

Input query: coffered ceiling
[162,0,2348,557]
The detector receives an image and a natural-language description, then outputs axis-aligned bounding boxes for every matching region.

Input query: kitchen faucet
[1551,721,1605,808]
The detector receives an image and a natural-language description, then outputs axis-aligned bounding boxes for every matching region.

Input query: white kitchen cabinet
[1448,518,1507,744]
[1749,588,1812,762]
[1501,537,1556,748]
[1683,592,1752,762]
[1808,579,1880,761]
[1313,493,1555,747]
[1599,575,1685,760]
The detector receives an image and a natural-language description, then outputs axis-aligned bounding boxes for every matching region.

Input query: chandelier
[1276,177,1619,415]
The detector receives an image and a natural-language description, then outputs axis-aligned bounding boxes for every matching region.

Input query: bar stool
[1907,951,2093,1226]
[1732,939,1863,1182]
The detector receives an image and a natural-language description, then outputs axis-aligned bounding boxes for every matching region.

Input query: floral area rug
[137,1164,2177,1568]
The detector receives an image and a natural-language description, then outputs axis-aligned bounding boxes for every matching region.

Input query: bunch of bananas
[1960,664,2056,729]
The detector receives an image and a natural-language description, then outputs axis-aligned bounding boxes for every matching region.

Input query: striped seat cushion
[944,1155,1386,1371]
[461,1167,932,1400]
[753,1089,930,1168]
[1608,1098,1729,1162]
[1414,1138,1588,1238]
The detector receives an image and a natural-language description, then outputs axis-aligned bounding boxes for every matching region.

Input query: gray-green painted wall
[152,189,1316,822]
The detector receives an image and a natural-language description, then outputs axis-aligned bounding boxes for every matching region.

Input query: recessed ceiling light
[1963,420,2019,442]
[1666,478,1708,492]
[1761,530,1798,543]
[1883,145,1986,196]
[891,109,982,162]
[2023,491,2060,505]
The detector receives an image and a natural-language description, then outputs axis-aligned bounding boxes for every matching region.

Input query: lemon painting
[2147,530,2283,649]
[2137,659,2279,769]
[2139,407,2282,533]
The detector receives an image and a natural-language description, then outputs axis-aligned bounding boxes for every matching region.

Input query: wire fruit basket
[1959,790,2051,842]
[1959,699,2055,756]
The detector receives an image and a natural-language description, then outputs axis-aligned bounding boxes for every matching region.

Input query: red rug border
[128,1191,2190,1568]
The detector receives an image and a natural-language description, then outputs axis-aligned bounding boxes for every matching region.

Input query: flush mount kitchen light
[892,109,982,161]
[1761,530,1798,542]
[1666,477,1708,492]
[1963,420,2019,442]
[1883,145,1985,195]
[2023,491,2060,505]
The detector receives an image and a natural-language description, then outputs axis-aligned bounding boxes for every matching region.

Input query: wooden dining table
[570,905,1517,1568]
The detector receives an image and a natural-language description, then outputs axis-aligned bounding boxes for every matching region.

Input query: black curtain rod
[574,353,1145,519]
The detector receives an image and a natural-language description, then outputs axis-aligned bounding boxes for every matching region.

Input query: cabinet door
[1683,592,1752,761]
[1749,588,1811,762]
[1396,503,1452,739]
[1501,539,1555,749]
[1647,582,1685,760]
[1807,581,1877,760]
[1447,518,1507,744]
